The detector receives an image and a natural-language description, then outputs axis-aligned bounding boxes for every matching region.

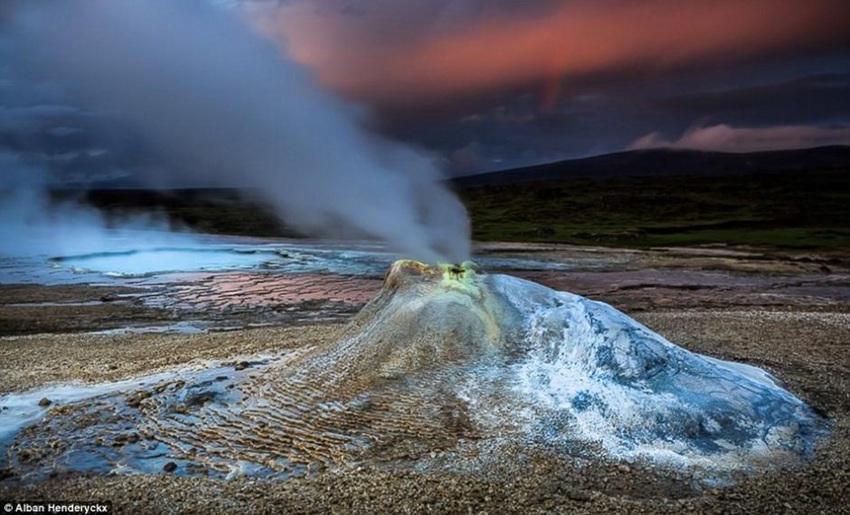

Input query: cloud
[628,124,850,153]
[658,72,850,125]
[0,105,82,131]
[251,0,850,106]
[5,1,850,180]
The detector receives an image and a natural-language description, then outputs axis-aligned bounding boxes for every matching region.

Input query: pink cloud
[247,0,850,106]
[628,124,850,153]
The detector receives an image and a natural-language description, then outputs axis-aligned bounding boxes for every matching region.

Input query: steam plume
[7,0,470,263]
[0,152,189,257]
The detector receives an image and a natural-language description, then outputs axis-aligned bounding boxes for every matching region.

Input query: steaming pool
[48,245,394,278]
[1,234,585,285]
[53,247,284,276]
[0,233,600,332]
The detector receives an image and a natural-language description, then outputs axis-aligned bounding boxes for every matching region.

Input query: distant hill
[453,146,850,188]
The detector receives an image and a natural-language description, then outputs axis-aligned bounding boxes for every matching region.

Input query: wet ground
[1,237,848,336]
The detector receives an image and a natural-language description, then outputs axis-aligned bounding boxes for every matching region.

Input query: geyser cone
[334,260,522,376]
[5,261,825,481]
[334,261,824,464]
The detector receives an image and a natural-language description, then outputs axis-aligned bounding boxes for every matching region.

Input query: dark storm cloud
[237,0,850,169]
[658,72,850,126]
[377,60,850,171]
[3,0,850,178]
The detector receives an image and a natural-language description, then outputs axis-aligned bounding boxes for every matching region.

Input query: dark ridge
[452,146,850,188]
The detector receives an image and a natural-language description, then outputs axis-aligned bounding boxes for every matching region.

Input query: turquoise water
[1,232,583,284]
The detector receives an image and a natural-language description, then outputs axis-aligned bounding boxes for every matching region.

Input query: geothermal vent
[6,261,824,480]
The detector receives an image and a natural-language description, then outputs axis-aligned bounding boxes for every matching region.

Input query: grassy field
[77,189,293,237]
[58,167,850,250]
[459,168,850,249]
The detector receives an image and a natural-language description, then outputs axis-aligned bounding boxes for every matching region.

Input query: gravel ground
[0,325,345,394]
[2,308,849,514]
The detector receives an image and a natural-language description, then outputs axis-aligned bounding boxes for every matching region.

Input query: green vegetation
[56,167,850,250]
[74,189,293,238]
[459,168,850,249]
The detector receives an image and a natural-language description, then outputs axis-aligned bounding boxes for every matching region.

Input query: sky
[2,0,850,178]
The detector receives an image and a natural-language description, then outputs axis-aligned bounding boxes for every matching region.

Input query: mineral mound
[5,261,825,480]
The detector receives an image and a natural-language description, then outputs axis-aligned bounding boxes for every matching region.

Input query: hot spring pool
[51,247,290,276]
[42,241,583,281]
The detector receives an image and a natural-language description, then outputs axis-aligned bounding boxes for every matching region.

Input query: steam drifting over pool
[6,0,470,263]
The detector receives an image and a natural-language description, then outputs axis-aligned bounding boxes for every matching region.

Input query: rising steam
[6,0,470,263]
[0,152,192,257]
